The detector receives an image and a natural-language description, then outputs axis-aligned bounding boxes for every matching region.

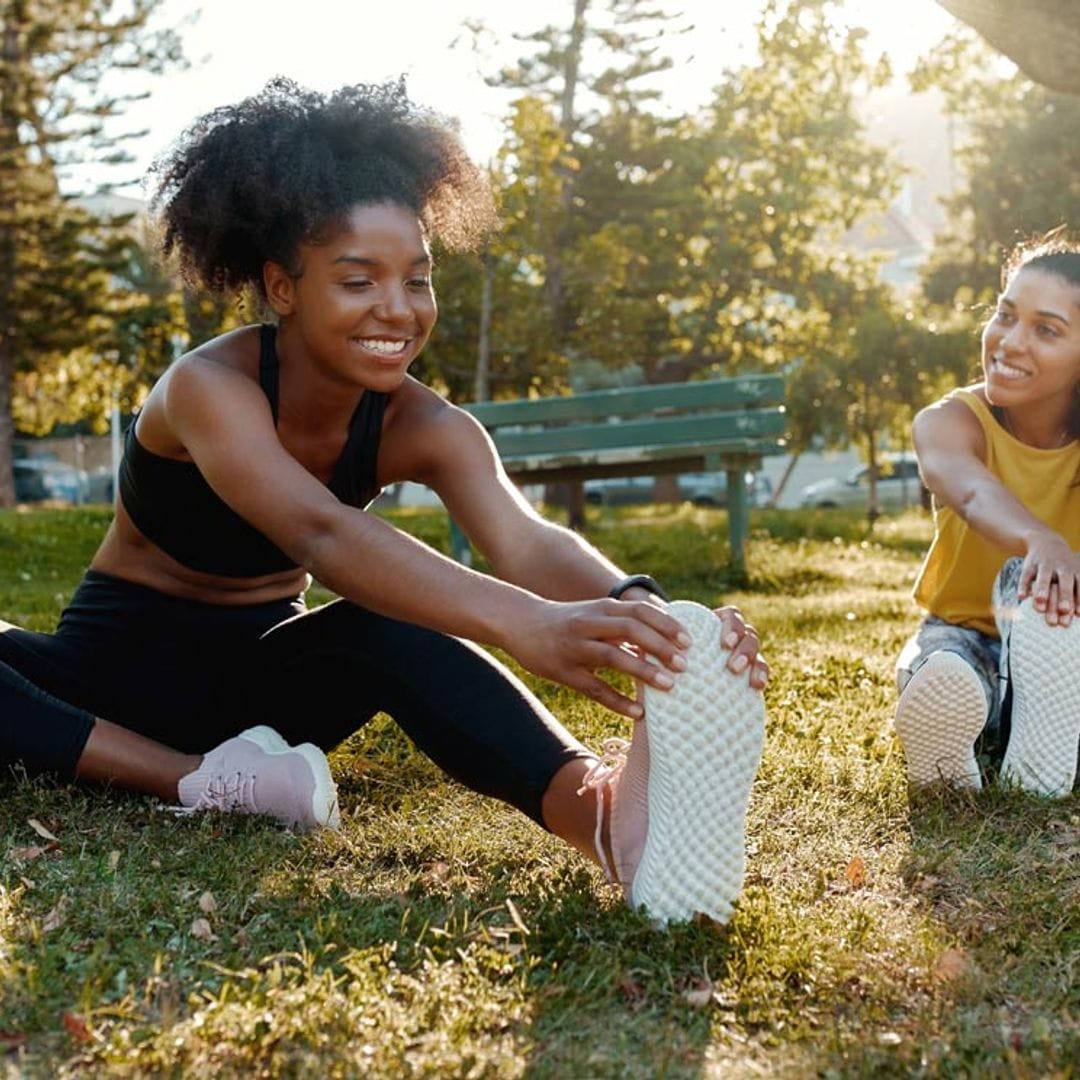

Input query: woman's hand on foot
[503,598,692,719]
[713,605,768,690]
[1018,534,1080,627]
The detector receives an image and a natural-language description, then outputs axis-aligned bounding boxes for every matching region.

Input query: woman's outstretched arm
[914,396,1080,622]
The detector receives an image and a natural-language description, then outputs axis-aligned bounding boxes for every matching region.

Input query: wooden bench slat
[465,374,784,427]
[502,439,787,479]
[490,408,786,458]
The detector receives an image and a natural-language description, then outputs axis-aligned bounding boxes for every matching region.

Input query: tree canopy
[0,0,183,504]
[913,28,1080,312]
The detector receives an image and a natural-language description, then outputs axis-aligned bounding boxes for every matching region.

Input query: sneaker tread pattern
[632,600,765,926]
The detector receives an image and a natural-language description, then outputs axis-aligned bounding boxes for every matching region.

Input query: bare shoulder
[385,376,468,426]
[381,377,491,485]
[167,326,266,396]
[139,326,269,457]
[185,324,263,369]
[913,390,987,464]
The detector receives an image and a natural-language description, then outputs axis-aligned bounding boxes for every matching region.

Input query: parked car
[14,457,90,503]
[798,453,924,511]
[584,470,772,508]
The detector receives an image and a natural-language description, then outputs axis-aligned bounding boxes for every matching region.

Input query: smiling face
[265,201,437,393]
[982,267,1080,415]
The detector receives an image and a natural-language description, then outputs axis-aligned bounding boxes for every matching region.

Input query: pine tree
[0,0,183,504]
[478,0,686,379]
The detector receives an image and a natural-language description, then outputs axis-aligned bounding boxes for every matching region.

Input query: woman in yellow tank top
[895,235,1080,797]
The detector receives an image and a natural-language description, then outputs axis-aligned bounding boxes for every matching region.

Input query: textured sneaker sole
[893,652,987,790]
[238,726,341,830]
[1001,600,1080,797]
[631,600,765,926]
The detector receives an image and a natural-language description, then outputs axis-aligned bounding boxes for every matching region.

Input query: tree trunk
[473,246,493,403]
[0,9,26,507]
[767,451,802,508]
[544,0,588,350]
[865,433,880,525]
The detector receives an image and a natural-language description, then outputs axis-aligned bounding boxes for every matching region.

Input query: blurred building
[843,85,955,292]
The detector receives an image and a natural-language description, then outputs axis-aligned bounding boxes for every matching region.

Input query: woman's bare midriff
[89,506,311,606]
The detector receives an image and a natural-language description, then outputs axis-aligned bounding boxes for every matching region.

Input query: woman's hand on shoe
[502,598,692,720]
[713,605,769,689]
[1019,532,1080,626]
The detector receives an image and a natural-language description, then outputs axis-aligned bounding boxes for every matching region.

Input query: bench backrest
[463,374,786,464]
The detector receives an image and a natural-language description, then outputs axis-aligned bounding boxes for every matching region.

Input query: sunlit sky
[83,0,959,196]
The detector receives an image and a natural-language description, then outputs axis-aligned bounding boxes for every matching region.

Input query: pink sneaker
[176,726,340,831]
[579,600,765,925]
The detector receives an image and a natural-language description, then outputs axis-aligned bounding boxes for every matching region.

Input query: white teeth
[992,357,1029,380]
[357,338,407,355]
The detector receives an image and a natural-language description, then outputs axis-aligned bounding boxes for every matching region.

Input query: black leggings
[0,570,591,825]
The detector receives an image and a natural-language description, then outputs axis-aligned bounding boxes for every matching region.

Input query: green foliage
[438,0,906,422]
[11,214,189,435]
[1,504,1078,1077]
[913,28,1080,316]
[0,0,185,499]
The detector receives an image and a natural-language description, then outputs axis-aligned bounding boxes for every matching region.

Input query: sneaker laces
[577,738,630,882]
[173,770,256,816]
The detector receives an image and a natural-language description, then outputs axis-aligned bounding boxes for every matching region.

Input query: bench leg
[567,480,586,533]
[449,517,472,566]
[727,466,749,581]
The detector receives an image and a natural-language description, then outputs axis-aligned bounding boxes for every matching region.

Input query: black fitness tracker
[607,574,671,603]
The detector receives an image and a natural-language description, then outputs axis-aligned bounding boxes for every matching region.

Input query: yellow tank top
[912,387,1080,637]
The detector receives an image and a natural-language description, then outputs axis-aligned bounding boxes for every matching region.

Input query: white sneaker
[1001,600,1080,797]
[894,652,987,790]
[581,600,765,926]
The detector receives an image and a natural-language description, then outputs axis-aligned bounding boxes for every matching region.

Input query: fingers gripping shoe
[893,652,987,790]
[177,725,340,831]
[1001,600,1080,797]
[580,600,765,926]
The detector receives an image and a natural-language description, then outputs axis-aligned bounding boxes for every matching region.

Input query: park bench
[452,373,787,576]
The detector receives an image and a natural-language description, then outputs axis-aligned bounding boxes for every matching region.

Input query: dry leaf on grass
[845,855,867,888]
[190,917,216,942]
[107,850,121,872]
[505,898,530,936]
[61,1012,92,1043]
[0,1031,28,1050]
[198,891,217,914]
[680,975,714,1009]
[617,973,647,1012]
[42,897,69,933]
[27,819,58,842]
[933,947,969,982]
[8,844,58,862]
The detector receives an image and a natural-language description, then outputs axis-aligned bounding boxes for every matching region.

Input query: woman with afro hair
[0,79,767,925]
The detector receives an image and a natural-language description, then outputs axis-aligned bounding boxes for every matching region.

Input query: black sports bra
[118,324,388,577]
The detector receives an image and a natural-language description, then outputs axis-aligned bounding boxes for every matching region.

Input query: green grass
[1,504,1078,1078]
